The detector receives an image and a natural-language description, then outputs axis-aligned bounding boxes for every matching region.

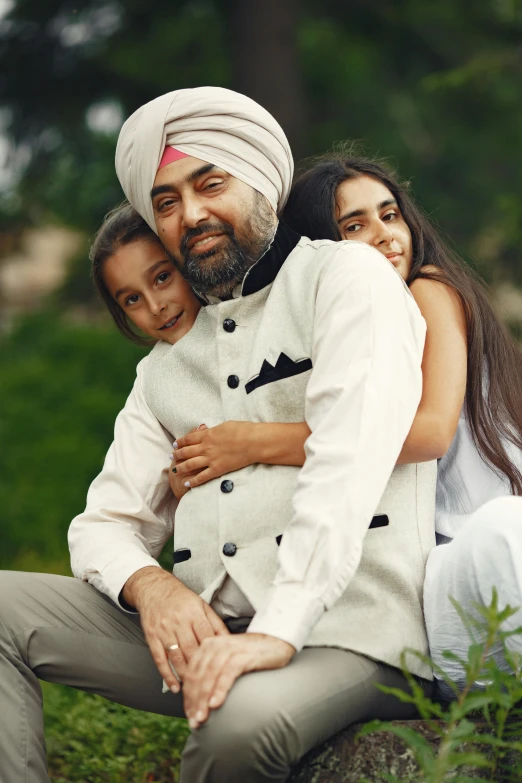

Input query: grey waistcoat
[142,229,436,679]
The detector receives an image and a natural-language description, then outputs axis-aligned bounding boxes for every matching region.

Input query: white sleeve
[248,243,427,650]
[68,356,176,609]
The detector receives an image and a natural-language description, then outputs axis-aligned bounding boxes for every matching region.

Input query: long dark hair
[283,147,522,495]
[90,202,163,346]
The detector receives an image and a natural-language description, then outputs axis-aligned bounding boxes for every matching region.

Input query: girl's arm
[241,421,310,465]
[171,420,309,491]
[171,271,467,493]
[397,271,467,463]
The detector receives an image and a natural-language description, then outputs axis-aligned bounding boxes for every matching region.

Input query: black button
[220,479,234,493]
[223,318,236,333]
[227,375,240,389]
[223,542,237,557]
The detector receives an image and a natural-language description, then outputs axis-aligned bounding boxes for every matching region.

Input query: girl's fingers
[169,468,203,500]
[174,444,204,462]
[175,457,209,476]
[175,432,201,448]
[176,428,206,449]
[185,467,216,488]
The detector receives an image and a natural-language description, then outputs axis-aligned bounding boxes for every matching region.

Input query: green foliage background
[1,0,521,283]
[0,310,146,573]
[0,310,192,781]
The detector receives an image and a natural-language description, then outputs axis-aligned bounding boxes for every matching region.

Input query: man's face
[150,156,277,298]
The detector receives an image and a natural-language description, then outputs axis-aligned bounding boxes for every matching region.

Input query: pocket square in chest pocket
[245,352,313,394]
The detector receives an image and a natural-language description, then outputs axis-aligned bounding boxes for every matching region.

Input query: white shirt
[69,237,427,652]
[436,406,521,540]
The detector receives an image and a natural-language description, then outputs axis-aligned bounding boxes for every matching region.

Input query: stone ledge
[287,720,499,782]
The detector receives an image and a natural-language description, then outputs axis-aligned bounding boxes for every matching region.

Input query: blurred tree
[0,0,304,230]
[298,0,522,282]
[231,0,307,156]
[0,0,521,284]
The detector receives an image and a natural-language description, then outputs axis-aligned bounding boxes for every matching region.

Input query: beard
[168,192,277,299]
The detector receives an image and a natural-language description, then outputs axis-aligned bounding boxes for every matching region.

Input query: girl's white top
[436,407,521,539]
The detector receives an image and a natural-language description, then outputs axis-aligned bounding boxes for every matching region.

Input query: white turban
[115,86,294,232]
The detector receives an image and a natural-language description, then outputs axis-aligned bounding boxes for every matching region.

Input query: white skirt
[424,495,522,695]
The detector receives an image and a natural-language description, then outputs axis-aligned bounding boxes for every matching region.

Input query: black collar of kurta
[242,221,301,296]
[193,222,302,305]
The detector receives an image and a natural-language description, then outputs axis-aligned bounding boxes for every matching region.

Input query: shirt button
[220,479,234,493]
[223,318,236,333]
[223,542,237,557]
[227,375,240,389]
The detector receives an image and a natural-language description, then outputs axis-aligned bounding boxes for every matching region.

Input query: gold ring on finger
[168,643,179,652]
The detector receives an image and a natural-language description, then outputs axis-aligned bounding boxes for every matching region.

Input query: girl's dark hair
[90,202,162,346]
[283,145,522,495]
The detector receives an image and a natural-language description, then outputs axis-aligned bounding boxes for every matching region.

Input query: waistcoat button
[220,479,234,493]
[227,375,240,389]
[223,542,237,557]
[223,318,236,332]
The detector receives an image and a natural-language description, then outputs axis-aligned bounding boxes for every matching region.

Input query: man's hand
[182,633,295,729]
[123,567,229,692]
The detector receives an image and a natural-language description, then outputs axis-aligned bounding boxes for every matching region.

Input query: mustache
[180,221,234,256]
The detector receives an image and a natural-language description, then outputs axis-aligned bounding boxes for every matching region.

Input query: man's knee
[183,679,300,782]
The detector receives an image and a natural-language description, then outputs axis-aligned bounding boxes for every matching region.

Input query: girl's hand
[168,425,206,499]
[169,462,201,499]
[173,421,257,489]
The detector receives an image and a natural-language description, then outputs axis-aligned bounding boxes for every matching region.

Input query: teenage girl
[282,151,522,694]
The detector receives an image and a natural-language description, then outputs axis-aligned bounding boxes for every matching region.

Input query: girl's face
[335,175,413,280]
[103,238,201,344]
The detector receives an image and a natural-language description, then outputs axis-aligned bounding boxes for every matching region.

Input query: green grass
[43,682,189,783]
[359,591,522,782]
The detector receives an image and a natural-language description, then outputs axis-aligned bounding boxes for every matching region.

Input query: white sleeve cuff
[81,552,162,613]
[247,584,325,652]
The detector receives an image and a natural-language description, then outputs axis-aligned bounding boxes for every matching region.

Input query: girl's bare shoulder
[410,266,456,297]
[409,267,466,327]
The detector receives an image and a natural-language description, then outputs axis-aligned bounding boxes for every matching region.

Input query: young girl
[90,202,310,503]
[281,151,522,695]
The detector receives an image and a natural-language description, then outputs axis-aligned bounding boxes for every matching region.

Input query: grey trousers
[0,570,423,783]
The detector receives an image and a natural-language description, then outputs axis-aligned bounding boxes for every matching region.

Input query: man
[0,87,435,783]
